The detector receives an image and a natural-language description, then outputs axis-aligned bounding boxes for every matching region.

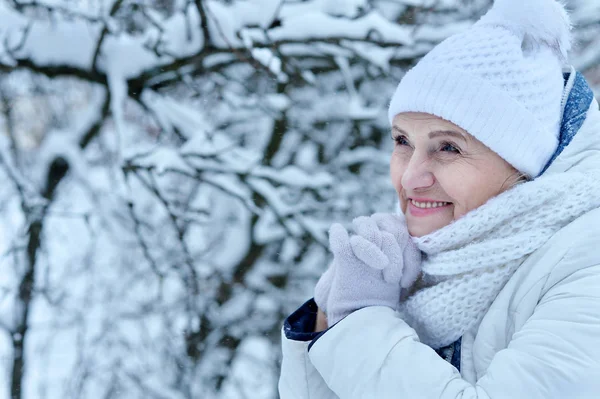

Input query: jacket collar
[540,66,595,175]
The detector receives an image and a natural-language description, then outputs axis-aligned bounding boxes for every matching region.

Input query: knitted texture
[388,0,571,177]
[400,170,600,349]
[315,214,421,326]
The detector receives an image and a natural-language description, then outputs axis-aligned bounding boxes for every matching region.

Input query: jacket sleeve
[279,299,339,399]
[307,263,600,398]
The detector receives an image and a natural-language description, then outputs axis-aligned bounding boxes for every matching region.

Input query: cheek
[431,168,478,218]
[390,156,408,211]
[446,172,507,218]
[390,155,406,193]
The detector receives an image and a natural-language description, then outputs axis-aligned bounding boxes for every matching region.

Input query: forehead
[392,112,470,141]
[393,112,466,132]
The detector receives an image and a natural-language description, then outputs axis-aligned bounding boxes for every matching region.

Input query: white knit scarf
[400,170,600,349]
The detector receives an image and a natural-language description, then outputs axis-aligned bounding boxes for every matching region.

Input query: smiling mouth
[409,199,452,209]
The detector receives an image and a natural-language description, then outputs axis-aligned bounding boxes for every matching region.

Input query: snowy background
[0,0,598,398]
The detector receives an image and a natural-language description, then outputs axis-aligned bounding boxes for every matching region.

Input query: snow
[33,89,106,184]
[252,165,333,188]
[414,21,473,42]
[0,332,12,398]
[341,40,397,71]
[251,48,287,81]
[247,178,304,236]
[321,0,369,18]
[264,93,292,111]
[0,4,27,66]
[296,215,330,246]
[337,147,391,167]
[215,291,253,325]
[315,42,355,58]
[202,173,260,214]
[279,237,302,264]
[393,0,457,7]
[102,34,166,78]
[280,0,367,19]
[0,5,102,69]
[254,209,287,244]
[222,0,281,29]
[160,4,205,58]
[142,90,212,140]
[0,0,598,397]
[266,10,414,45]
[220,335,276,399]
[570,0,600,25]
[202,52,238,70]
[132,146,196,176]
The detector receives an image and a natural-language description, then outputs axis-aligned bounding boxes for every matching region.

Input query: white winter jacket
[279,70,600,398]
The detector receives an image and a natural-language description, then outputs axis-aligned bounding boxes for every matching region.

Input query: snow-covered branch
[0,0,597,398]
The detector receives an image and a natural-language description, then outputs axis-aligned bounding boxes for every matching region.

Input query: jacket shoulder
[541,206,600,290]
[498,206,600,312]
[474,206,600,375]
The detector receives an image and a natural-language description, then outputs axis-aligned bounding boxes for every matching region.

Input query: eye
[393,135,410,147]
[440,142,461,154]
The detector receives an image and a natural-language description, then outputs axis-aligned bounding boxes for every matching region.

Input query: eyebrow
[392,126,467,141]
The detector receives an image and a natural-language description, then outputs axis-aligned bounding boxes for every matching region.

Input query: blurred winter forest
[0,0,598,398]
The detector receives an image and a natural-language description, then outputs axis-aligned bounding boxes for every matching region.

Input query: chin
[407,217,451,237]
[407,225,430,238]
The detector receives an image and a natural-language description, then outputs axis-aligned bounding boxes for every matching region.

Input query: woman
[279,0,600,397]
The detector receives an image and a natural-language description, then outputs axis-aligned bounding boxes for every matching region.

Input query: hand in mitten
[314,261,334,330]
[314,214,422,327]
[350,213,422,290]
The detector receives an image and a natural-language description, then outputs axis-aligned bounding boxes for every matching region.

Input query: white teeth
[410,200,450,209]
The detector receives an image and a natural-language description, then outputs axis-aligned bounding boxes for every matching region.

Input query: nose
[401,153,435,192]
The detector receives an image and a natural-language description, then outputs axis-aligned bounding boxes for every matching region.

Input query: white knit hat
[388,0,572,177]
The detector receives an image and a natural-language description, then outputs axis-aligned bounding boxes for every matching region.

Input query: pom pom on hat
[388,0,571,177]
[477,0,572,60]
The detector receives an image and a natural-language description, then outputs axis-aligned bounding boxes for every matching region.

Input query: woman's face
[391,112,521,237]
